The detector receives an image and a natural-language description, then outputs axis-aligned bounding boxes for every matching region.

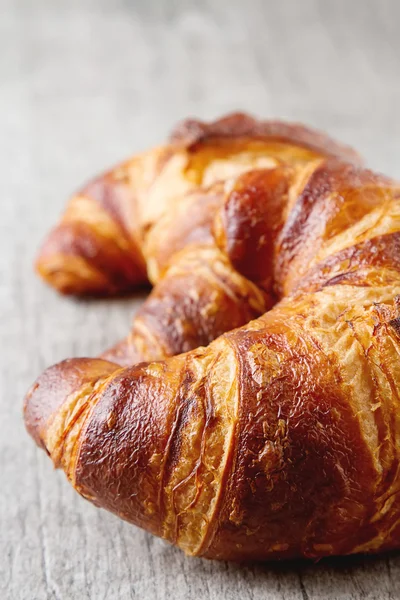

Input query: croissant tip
[23,360,69,451]
[24,358,121,451]
[34,234,75,295]
[24,359,84,450]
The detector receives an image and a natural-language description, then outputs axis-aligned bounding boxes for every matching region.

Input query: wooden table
[2,0,400,598]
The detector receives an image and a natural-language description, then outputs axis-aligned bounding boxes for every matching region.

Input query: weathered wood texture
[1,0,400,598]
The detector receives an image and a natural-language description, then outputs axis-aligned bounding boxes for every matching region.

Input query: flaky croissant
[25,114,400,561]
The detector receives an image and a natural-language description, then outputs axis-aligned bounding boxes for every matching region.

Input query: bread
[25,114,400,560]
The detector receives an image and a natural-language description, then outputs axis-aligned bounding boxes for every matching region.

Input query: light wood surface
[2,0,400,598]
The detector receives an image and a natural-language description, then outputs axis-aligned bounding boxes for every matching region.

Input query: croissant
[25,114,400,561]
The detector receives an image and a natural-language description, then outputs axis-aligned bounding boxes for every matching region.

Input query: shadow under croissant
[184,546,400,594]
[69,282,151,303]
[141,532,400,594]
[231,548,400,570]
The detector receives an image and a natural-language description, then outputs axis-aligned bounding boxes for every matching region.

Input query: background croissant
[25,113,400,561]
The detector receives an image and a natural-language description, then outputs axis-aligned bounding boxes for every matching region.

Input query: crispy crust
[25,114,400,561]
[170,112,362,164]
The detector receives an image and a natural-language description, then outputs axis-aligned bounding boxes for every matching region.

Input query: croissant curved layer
[26,114,400,560]
[36,113,362,365]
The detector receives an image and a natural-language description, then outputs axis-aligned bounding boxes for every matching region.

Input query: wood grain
[1,0,400,597]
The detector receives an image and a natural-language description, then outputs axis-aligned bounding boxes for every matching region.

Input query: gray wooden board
[1,0,400,598]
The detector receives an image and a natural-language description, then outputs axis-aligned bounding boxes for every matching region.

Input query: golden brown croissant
[25,114,400,561]
[36,113,361,365]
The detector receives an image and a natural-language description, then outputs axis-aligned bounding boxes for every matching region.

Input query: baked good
[25,114,400,560]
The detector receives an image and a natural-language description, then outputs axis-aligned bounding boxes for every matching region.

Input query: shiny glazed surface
[25,113,400,560]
